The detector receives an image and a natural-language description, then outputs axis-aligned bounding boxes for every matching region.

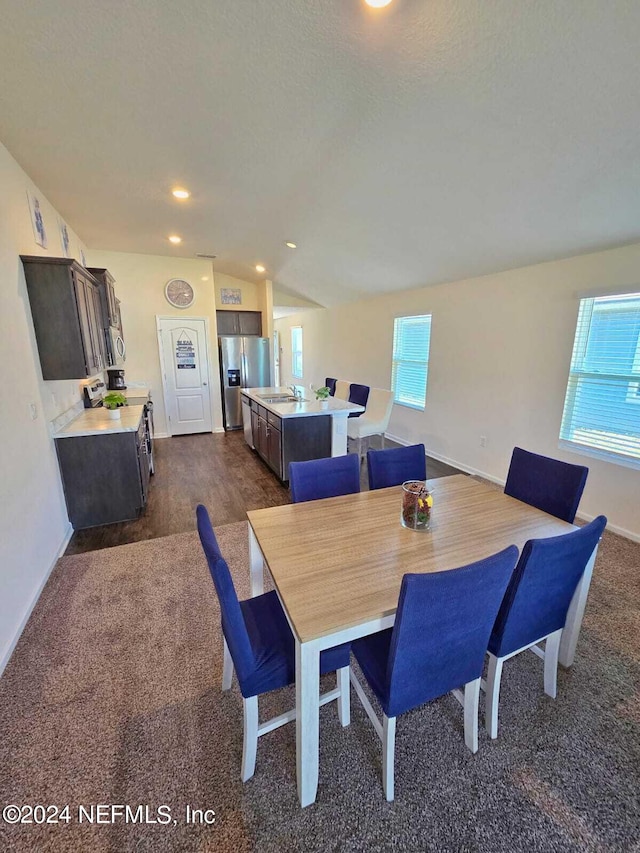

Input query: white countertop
[242,387,364,419]
[54,405,145,438]
[123,386,150,400]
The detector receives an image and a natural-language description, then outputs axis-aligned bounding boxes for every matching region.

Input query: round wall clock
[165,278,194,308]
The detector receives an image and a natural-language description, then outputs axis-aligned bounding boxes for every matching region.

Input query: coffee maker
[107,368,126,390]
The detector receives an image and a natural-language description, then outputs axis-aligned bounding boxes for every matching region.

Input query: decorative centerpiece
[401,480,433,531]
[314,386,331,408]
[103,391,127,420]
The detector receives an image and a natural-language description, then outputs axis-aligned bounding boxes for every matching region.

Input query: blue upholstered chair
[348,383,369,418]
[196,505,351,781]
[367,444,427,490]
[504,447,588,523]
[484,515,607,739]
[325,377,337,396]
[289,454,361,503]
[350,546,519,800]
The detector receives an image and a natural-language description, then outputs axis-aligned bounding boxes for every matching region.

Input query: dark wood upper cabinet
[238,311,262,336]
[21,256,108,379]
[87,267,118,327]
[216,310,262,336]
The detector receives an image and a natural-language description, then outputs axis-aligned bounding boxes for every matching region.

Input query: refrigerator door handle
[241,346,248,388]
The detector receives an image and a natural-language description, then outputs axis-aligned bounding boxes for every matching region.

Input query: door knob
[203,381,207,386]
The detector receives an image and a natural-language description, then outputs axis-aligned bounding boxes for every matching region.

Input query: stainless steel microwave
[108,326,126,365]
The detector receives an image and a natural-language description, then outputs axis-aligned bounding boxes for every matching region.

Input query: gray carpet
[0,521,639,852]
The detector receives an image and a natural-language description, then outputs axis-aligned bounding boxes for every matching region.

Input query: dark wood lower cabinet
[250,400,332,482]
[55,423,149,529]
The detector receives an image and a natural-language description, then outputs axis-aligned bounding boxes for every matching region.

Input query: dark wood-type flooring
[64,430,463,555]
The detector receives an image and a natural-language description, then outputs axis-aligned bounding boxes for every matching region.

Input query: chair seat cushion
[239,591,295,697]
[347,416,387,439]
[352,628,394,715]
[238,591,351,698]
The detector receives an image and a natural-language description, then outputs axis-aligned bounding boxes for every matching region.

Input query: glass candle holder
[401,480,433,531]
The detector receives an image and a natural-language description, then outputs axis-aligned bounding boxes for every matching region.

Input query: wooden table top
[247,474,575,643]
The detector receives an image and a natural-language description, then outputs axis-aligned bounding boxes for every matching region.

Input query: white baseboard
[574,512,640,543]
[385,432,505,486]
[384,433,639,543]
[153,429,225,438]
[0,521,73,677]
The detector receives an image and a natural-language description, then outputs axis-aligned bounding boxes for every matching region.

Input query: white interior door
[158,317,213,435]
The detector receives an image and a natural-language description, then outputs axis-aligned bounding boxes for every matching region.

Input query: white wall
[214,271,262,312]
[275,242,640,540]
[86,251,221,434]
[0,142,90,670]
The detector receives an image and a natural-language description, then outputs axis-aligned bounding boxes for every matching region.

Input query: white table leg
[295,639,320,807]
[559,542,599,668]
[248,525,265,596]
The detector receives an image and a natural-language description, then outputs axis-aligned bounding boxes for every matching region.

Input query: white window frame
[559,291,640,470]
[391,314,432,411]
[291,326,303,379]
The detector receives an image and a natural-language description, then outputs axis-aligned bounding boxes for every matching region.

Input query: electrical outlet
[29,402,38,420]
[480,435,487,448]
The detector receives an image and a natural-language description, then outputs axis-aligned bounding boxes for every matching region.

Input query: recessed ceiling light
[255,264,266,273]
[201,276,209,281]
[172,188,190,199]
[364,0,393,7]
[168,235,182,244]
[285,241,297,249]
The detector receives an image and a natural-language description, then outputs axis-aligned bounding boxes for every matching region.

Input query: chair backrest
[385,546,519,718]
[196,504,255,684]
[489,515,607,658]
[367,444,427,490]
[348,383,369,417]
[289,454,361,503]
[504,446,588,523]
[363,387,394,426]
[335,380,350,400]
[325,377,337,396]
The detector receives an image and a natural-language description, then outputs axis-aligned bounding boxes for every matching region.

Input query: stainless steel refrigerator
[219,336,271,430]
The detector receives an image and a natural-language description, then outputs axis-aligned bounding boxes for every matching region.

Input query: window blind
[391,314,432,410]
[291,326,303,378]
[560,292,640,468]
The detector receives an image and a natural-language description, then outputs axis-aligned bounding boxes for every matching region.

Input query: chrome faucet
[288,384,302,400]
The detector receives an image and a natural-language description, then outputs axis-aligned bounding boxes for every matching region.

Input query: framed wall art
[59,219,70,258]
[220,288,242,305]
[27,190,48,249]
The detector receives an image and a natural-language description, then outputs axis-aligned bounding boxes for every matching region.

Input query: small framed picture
[59,220,71,258]
[27,191,48,249]
[221,288,242,305]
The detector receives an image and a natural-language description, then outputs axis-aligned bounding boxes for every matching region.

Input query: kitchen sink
[258,394,309,403]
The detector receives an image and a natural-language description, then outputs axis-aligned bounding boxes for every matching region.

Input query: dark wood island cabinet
[249,398,331,482]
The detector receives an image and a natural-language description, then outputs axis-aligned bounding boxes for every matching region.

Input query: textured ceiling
[1,0,639,306]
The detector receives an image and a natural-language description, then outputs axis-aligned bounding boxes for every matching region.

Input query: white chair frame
[350,669,481,801]
[483,627,563,740]
[222,637,350,782]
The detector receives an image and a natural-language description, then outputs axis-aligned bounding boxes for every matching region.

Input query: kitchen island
[241,387,364,482]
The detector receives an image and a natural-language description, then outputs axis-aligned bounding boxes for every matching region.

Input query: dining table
[246,474,599,807]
